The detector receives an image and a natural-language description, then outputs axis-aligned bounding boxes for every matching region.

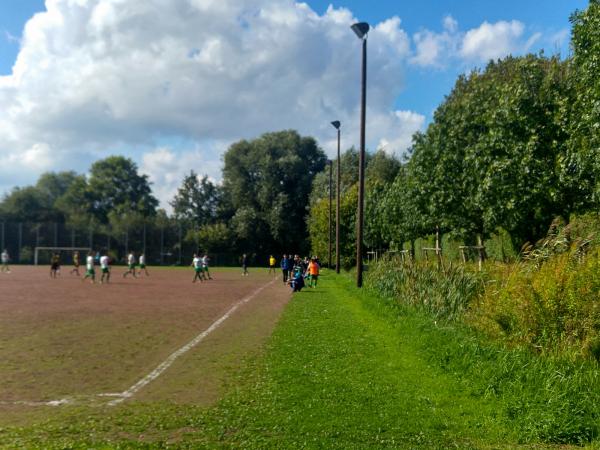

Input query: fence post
[477,234,484,271]
[160,227,164,265]
[89,227,93,250]
[71,228,75,248]
[1,222,4,251]
[54,222,58,247]
[18,223,22,262]
[143,222,147,254]
[178,222,182,265]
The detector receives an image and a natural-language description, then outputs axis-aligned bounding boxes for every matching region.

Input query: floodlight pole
[331,121,341,274]
[328,159,333,269]
[352,22,369,288]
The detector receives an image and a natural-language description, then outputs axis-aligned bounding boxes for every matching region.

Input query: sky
[0,0,589,209]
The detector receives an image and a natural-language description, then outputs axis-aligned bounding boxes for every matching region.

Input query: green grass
[1,272,588,448]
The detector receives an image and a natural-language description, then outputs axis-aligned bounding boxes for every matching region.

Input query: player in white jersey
[123,252,137,278]
[138,253,149,276]
[202,254,212,280]
[100,254,111,284]
[82,252,95,283]
[191,254,204,283]
[1,249,10,273]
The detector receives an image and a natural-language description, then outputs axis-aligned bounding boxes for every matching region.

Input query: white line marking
[0,279,277,408]
[107,279,275,405]
[0,398,72,407]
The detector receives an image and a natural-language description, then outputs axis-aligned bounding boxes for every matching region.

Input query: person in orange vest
[307,256,320,288]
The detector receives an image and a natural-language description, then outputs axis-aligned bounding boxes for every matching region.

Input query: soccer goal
[34,247,92,266]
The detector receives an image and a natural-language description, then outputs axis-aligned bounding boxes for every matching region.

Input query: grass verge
[1,272,589,448]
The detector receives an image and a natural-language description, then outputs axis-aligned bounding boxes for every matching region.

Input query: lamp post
[328,159,333,269]
[331,120,341,274]
[351,21,369,288]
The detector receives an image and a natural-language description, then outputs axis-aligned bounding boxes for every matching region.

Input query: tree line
[0,130,326,259]
[308,1,600,265]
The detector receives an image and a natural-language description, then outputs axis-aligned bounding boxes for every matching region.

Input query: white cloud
[371,110,426,156]
[460,20,525,61]
[140,143,226,210]
[410,17,545,68]
[0,0,424,206]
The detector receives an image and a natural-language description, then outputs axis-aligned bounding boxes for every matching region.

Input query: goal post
[34,247,92,266]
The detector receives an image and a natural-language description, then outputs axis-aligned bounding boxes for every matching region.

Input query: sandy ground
[0,265,290,412]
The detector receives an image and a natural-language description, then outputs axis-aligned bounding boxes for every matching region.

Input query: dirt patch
[0,266,290,413]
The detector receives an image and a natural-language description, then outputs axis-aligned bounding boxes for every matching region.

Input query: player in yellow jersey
[268,255,276,275]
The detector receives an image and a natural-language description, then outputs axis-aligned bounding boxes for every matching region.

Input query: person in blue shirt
[281,254,290,283]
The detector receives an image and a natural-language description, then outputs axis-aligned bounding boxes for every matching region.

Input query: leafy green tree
[404,55,570,246]
[222,130,326,254]
[365,149,401,185]
[0,186,48,222]
[0,171,80,223]
[187,223,233,253]
[564,0,600,208]
[86,156,158,224]
[170,171,221,226]
[55,175,95,230]
[308,184,358,268]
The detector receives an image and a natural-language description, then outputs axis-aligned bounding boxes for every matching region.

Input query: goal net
[34,247,92,266]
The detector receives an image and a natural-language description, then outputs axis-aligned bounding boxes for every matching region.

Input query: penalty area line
[106,279,276,406]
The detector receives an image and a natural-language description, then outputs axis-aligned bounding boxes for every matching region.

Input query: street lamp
[351,21,369,288]
[331,120,341,274]
[327,159,333,269]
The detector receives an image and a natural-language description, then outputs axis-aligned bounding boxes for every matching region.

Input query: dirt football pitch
[0,265,290,419]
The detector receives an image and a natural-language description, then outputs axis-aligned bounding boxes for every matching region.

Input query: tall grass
[365,221,600,445]
[366,256,483,320]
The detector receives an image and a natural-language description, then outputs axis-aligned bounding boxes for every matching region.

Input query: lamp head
[351,22,370,39]
[331,120,341,130]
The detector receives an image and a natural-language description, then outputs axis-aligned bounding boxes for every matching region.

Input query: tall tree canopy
[565,0,600,208]
[387,55,570,245]
[86,156,158,224]
[222,130,326,254]
[170,171,222,226]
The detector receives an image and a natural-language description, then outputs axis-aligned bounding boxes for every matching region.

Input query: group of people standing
[279,254,320,292]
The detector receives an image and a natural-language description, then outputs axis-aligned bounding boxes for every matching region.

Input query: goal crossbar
[34,247,92,266]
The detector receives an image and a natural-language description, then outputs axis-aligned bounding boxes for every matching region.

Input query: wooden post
[435,226,442,270]
[477,234,484,271]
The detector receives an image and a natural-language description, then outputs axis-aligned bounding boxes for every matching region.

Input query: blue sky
[0,0,590,207]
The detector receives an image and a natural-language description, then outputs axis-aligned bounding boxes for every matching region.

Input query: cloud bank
[0,1,552,207]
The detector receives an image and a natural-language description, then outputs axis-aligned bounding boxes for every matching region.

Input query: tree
[564,0,600,208]
[86,156,158,224]
[170,171,221,226]
[308,184,358,268]
[403,55,570,246]
[0,186,48,223]
[55,175,96,230]
[222,130,326,254]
